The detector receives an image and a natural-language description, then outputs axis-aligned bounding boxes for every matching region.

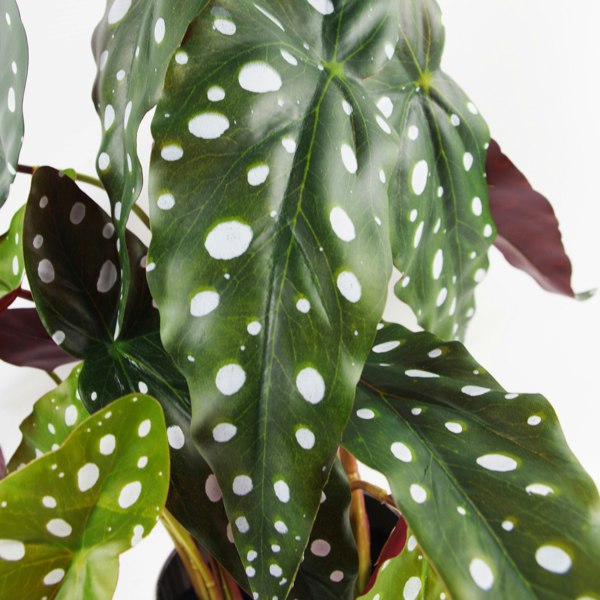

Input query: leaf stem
[16,287,33,302]
[160,509,221,600]
[46,371,62,386]
[131,203,151,230]
[339,448,372,595]
[349,479,401,515]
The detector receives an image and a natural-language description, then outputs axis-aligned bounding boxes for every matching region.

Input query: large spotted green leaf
[92,0,208,323]
[344,324,600,599]
[0,394,170,600]
[148,2,399,596]
[7,365,85,472]
[370,0,492,339]
[359,528,445,600]
[0,0,27,209]
[0,204,24,295]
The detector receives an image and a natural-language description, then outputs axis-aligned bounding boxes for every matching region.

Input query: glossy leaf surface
[0,0,27,208]
[148,3,398,595]
[7,366,84,472]
[486,139,575,297]
[0,394,170,600]
[92,0,208,321]
[360,528,445,600]
[344,324,600,599]
[371,0,492,339]
[0,308,73,370]
[0,205,24,295]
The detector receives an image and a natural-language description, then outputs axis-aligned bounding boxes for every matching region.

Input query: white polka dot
[118,481,142,508]
[463,152,474,171]
[154,17,165,43]
[526,483,554,496]
[107,0,131,24]
[102,223,115,239]
[157,193,176,210]
[213,18,236,36]
[206,85,225,102]
[483,224,493,238]
[450,114,460,126]
[310,539,331,557]
[104,104,115,130]
[205,220,253,260]
[306,0,334,14]
[0,540,25,561]
[137,456,148,468]
[161,144,183,161]
[64,405,78,427]
[527,415,542,426]
[428,348,442,358]
[436,287,448,307]
[216,364,246,395]
[78,463,100,492]
[188,112,230,139]
[432,249,443,279]
[235,516,250,533]
[376,115,392,134]
[52,331,65,346]
[274,520,288,534]
[269,564,283,578]
[247,164,270,186]
[461,385,490,397]
[391,442,412,462]
[403,576,422,600]
[295,428,315,450]
[342,99,353,115]
[246,566,256,578]
[296,298,311,313]
[413,222,424,248]
[281,137,296,153]
[535,545,572,574]
[46,518,72,538]
[410,484,427,504]
[329,207,356,242]
[167,425,185,449]
[99,434,116,455]
[356,408,375,420]
[97,260,118,293]
[376,96,393,118]
[469,558,494,590]
[336,271,361,303]
[445,422,463,434]
[280,49,298,65]
[472,196,483,216]
[405,369,438,378]
[411,160,428,195]
[43,568,65,586]
[7,87,15,113]
[467,102,478,114]
[330,570,344,582]
[239,61,282,93]
[213,423,237,442]
[38,259,55,284]
[341,144,357,174]
[476,454,518,472]
[247,321,262,335]
[138,419,151,437]
[273,480,290,503]
[205,474,222,502]
[408,125,419,140]
[190,290,220,317]
[42,496,57,509]
[502,520,514,532]
[233,475,253,496]
[373,341,400,353]
[98,152,110,171]
[124,101,133,128]
[296,367,325,404]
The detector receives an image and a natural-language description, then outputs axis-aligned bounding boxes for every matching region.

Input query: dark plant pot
[156,495,399,600]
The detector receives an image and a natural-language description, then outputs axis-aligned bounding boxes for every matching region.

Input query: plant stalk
[46,371,62,386]
[160,509,221,600]
[339,448,371,595]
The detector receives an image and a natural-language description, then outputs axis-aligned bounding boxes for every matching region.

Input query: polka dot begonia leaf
[0,204,24,296]
[0,0,27,209]
[92,0,209,327]
[359,527,445,600]
[0,394,170,600]
[147,2,400,597]
[7,365,85,472]
[344,323,600,600]
[368,0,493,340]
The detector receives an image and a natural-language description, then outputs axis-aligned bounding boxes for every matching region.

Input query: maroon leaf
[0,308,73,370]
[486,139,575,296]
[0,289,19,313]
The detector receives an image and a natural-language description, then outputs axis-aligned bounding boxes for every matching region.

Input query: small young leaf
[7,365,84,472]
[486,139,576,297]
[0,0,27,208]
[148,2,398,595]
[0,308,73,370]
[0,394,170,600]
[359,528,445,600]
[0,205,24,295]
[371,0,492,339]
[344,324,600,599]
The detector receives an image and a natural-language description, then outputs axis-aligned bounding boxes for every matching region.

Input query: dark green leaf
[7,365,84,472]
[359,527,445,600]
[344,324,600,599]
[92,0,208,322]
[371,0,492,339]
[0,0,27,208]
[0,394,170,599]
[148,3,399,595]
[0,205,24,295]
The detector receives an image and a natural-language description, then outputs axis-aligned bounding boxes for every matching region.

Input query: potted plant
[0,1,598,599]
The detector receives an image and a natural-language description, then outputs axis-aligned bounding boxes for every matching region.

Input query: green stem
[131,202,151,229]
[71,171,104,190]
[46,371,62,386]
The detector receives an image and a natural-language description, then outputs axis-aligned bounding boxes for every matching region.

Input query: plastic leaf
[148,3,398,595]
[0,394,170,599]
[486,139,576,297]
[0,0,27,208]
[0,205,24,295]
[371,0,492,339]
[359,527,445,600]
[7,366,84,472]
[344,323,600,599]
[0,308,73,370]
[91,0,208,322]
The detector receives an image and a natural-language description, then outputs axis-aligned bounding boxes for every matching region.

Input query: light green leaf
[0,204,24,295]
[370,0,492,339]
[92,0,208,322]
[0,394,170,600]
[0,0,27,209]
[148,2,399,596]
[7,365,85,472]
[359,528,445,600]
[344,323,600,599]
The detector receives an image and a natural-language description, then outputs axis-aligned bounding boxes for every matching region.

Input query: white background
[1,2,599,597]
